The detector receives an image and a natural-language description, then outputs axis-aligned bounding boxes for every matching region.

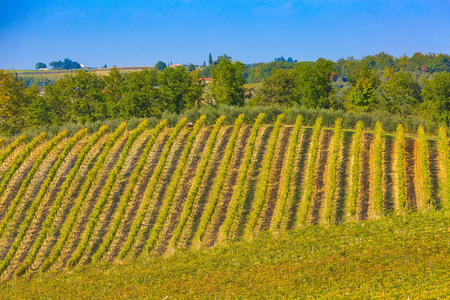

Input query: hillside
[1,211,450,298]
[0,113,449,281]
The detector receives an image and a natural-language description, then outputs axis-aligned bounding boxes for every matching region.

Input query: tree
[211,57,246,106]
[380,67,421,117]
[0,70,38,134]
[43,71,106,123]
[158,66,203,113]
[35,62,46,70]
[187,63,196,72]
[119,69,161,118]
[422,71,450,126]
[208,53,213,65]
[253,69,297,106]
[292,58,334,108]
[49,58,81,70]
[345,64,380,112]
[155,61,167,72]
[103,67,124,118]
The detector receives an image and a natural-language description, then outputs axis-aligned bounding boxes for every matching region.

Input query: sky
[1,0,450,70]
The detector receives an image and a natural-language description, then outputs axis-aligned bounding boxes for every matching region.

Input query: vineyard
[0,113,449,280]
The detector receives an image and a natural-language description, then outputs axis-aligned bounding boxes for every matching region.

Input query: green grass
[2,210,450,299]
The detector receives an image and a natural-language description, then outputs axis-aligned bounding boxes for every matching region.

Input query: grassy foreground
[1,210,450,299]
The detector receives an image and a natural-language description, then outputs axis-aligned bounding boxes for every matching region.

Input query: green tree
[187,63,196,72]
[380,67,421,117]
[119,69,161,118]
[158,66,203,113]
[293,58,334,108]
[253,69,297,106]
[35,62,47,70]
[345,64,380,112]
[0,70,38,134]
[43,71,106,123]
[103,67,124,118]
[208,53,213,65]
[422,71,450,126]
[211,57,245,106]
[155,61,167,71]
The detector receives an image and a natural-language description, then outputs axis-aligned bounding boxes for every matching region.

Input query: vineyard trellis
[0,113,446,279]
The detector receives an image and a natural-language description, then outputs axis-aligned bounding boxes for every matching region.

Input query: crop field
[0,113,449,281]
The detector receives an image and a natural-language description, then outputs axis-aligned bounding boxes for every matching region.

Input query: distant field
[0,113,448,286]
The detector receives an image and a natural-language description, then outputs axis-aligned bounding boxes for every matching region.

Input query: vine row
[296,117,323,225]
[116,117,187,260]
[40,123,127,272]
[16,126,108,276]
[170,115,226,247]
[371,121,384,217]
[146,115,207,253]
[246,113,285,235]
[194,114,245,242]
[220,113,265,238]
[68,120,152,266]
[347,121,364,218]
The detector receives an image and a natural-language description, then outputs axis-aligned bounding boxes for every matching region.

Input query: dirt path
[31,133,109,270]
[357,133,374,221]
[308,129,333,225]
[428,140,440,209]
[258,126,292,231]
[3,136,90,277]
[56,133,129,268]
[131,129,191,258]
[286,128,312,230]
[153,127,212,255]
[200,125,252,248]
[383,137,394,214]
[405,138,417,210]
[178,126,233,249]
[81,130,153,264]
[231,126,272,240]
[103,129,170,261]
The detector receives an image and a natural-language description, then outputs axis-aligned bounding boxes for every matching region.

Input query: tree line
[1,52,450,136]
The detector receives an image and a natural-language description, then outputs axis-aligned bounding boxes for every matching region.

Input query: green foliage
[16,125,108,276]
[41,123,126,272]
[49,58,81,70]
[158,66,203,114]
[246,113,285,235]
[220,113,265,238]
[297,117,323,225]
[394,124,407,212]
[35,62,46,70]
[69,120,151,267]
[91,119,167,262]
[345,64,380,112]
[171,115,227,247]
[211,57,246,106]
[0,129,86,276]
[155,61,167,72]
[421,71,450,126]
[253,69,297,106]
[195,114,245,241]
[119,69,161,118]
[271,115,303,230]
[117,117,188,259]
[146,115,207,252]
[322,118,343,224]
[380,67,421,116]
[347,121,364,217]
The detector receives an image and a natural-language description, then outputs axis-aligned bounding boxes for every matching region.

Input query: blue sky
[1,0,450,70]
